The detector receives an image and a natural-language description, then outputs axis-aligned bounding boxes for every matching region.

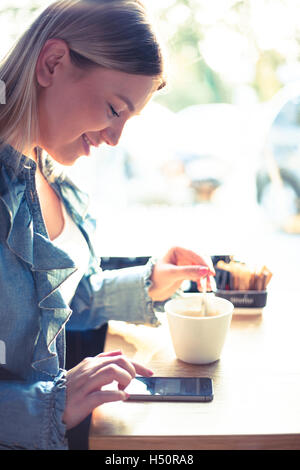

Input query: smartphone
[125,376,213,402]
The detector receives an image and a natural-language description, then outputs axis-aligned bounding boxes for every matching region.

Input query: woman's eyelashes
[109,105,120,118]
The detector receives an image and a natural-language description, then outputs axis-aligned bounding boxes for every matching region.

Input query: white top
[52,203,90,306]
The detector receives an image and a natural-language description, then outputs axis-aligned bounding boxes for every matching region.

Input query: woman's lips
[82,133,91,155]
[81,133,101,155]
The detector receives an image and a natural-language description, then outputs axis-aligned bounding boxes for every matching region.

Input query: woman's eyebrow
[116,94,135,112]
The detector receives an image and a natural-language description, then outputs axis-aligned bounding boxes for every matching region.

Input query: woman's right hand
[62,350,153,430]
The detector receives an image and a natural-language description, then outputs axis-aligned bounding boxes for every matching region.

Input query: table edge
[89,433,300,450]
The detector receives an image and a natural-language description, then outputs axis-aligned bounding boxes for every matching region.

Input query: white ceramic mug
[165,293,234,364]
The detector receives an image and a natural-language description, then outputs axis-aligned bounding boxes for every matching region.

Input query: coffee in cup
[180,310,219,318]
[165,293,234,364]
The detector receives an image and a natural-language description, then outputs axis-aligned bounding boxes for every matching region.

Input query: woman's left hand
[148,246,215,301]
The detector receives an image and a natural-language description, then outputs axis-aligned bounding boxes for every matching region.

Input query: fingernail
[199,268,209,276]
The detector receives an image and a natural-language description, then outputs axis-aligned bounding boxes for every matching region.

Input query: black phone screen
[125,376,213,402]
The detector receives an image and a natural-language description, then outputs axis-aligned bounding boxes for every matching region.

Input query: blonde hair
[0,0,165,158]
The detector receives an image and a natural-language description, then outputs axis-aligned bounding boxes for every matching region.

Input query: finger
[209,275,217,291]
[97,355,137,380]
[165,247,215,275]
[205,275,216,292]
[178,252,215,276]
[116,362,153,391]
[197,277,209,292]
[197,275,216,292]
[99,355,154,378]
[81,363,133,395]
[66,353,124,386]
[96,350,122,358]
[170,265,209,282]
[87,389,128,411]
[128,361,154,377]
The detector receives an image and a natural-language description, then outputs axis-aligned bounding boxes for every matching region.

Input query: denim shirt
[0,144,158,450]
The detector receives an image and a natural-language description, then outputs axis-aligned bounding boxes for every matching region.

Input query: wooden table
[89,288,300,450]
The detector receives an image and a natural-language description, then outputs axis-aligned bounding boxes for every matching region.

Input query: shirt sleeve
[0,370,68,450]
[68,259,160,331]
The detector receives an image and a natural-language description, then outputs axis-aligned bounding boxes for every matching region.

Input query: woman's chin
[45,146,82,166]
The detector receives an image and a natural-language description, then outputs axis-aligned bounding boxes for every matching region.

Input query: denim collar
[0,143,96,375]
[0,143,91,225]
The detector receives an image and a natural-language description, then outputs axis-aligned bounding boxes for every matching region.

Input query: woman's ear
[35,39,70,87]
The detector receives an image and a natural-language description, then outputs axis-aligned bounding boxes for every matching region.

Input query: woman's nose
[102,121,125,147]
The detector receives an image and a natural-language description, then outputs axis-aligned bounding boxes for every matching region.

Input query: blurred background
[1,0,300,292]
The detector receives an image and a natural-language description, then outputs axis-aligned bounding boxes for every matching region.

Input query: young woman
[0,0,214,449]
